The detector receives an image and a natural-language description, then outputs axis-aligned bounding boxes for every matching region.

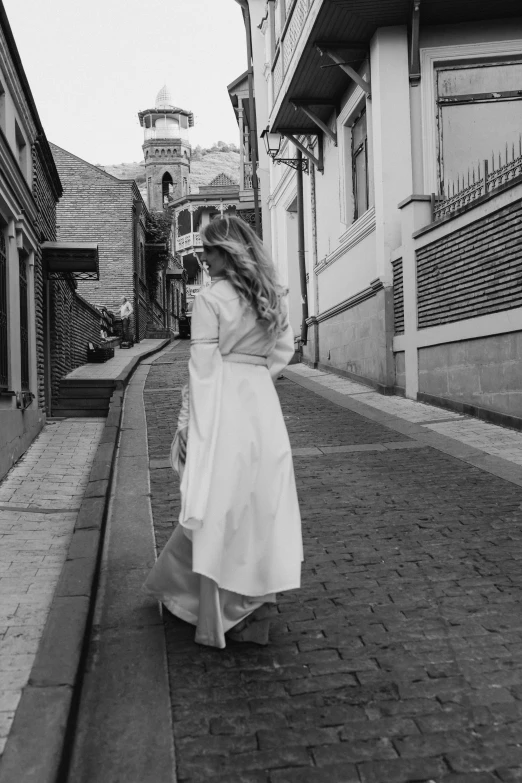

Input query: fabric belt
[222,352,268,367]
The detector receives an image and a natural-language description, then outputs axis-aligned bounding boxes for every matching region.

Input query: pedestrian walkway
[0,418,104,756]
[66,339,165,381]
[142,346,522,783]
[288,364,522,469]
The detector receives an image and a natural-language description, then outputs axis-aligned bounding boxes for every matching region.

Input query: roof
[208,173,238,187]
[0,1,62,198]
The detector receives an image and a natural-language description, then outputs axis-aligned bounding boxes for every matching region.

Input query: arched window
[162,172,174,205]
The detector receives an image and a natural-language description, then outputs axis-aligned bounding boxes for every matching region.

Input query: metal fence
[433,137,522,221]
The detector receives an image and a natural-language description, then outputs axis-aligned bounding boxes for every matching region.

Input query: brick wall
[417,199,522,329]
[49,280,101,403]
[32,140,59,412]
[50,143,137,317]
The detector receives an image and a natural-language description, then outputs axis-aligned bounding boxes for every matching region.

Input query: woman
[143,216,303,649]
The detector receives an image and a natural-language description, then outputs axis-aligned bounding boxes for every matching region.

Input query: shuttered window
[0,230,7,389]
[19,254,29,391]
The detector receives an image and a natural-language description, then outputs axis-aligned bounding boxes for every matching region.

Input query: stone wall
[395,351,405,390]
[418,332,522,418]
[317,288,394,389]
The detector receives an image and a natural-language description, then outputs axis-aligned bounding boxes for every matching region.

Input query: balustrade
[271,0,311,105]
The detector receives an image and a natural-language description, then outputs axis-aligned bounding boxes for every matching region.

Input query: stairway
[52,379,116,418]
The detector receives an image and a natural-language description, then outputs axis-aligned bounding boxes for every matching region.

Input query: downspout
[236,0,262,238]
[296,149,308,345]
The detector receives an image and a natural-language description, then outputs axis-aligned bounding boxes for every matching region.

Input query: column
[370,27,414,284]
[399,196,432,399]
[7,220,21,396]
[238,105,245,190]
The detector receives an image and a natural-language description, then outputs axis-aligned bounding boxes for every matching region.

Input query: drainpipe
[296,149,308,345]
[236,0,262,238]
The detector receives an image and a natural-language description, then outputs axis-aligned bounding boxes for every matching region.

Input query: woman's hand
[178,427,188,462]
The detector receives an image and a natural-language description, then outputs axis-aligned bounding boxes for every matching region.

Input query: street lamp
[260,129,308,172]
[261,129,283,158]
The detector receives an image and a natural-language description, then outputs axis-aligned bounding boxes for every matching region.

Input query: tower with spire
[138,86,194,211]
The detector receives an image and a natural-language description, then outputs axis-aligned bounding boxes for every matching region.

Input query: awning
[42,242,99,280]
[271,0,522,133]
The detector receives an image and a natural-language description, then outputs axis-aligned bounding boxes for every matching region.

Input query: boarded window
[436,60,522,194]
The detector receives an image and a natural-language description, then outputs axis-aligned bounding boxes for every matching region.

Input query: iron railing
[433,137,522,221]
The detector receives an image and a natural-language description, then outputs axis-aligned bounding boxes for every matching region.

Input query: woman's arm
[178,292,223,528]
[267,301,295,380]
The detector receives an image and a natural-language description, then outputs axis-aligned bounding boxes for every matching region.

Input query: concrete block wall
[318,289,392,387]
[418,333,522,418]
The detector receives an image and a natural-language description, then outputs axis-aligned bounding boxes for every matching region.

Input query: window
[436,59,522,193]
[0,229,8,390]
[15,121,28,175]
[19,254,29,391]
[162,172,174,204]
[0,80,5,131]
[182,177,188,195]
[352,109,369,220]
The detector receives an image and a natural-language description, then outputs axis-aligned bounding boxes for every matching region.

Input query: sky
[4,0,247,165]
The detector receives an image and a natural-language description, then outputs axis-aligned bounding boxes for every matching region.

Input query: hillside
[99,146,241,201]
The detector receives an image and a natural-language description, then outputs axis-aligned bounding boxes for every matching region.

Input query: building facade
[0,2,105,479]
[51,144,174,342]
[245,0,522,424]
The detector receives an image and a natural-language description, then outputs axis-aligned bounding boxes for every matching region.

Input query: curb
[0,339,171,783]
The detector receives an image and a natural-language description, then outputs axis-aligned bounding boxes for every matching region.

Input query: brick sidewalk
[144,343,522,783]
[0,418,104,756]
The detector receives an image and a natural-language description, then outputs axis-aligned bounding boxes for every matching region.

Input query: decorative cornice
[315,208,375,275]
[315,278,384,324]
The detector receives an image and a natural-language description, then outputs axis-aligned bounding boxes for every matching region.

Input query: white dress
[143,279,303,648]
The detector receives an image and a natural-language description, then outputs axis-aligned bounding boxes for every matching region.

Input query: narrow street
[140,341,522,783]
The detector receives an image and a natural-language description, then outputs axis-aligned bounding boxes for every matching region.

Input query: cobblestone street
[144,342,522,783]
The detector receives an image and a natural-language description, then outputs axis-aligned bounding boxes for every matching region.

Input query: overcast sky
[4,0,247,165]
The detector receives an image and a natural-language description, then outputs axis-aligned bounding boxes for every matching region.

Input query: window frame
[420,40,522,194]
[434,57,522,194]
[351,108,369,222]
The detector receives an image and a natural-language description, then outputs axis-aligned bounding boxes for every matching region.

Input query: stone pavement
[0,418,104,757]
[66,338,165,381]
[144,343,522,783]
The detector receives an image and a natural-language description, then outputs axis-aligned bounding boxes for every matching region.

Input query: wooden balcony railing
[176,232,203,251]
[271,0,312,105]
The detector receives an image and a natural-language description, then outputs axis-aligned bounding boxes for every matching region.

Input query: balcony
[144,127,189,141]
[272,0,313,106]
[269,0,522,132]
[176,232,203,252]
[243,163,253,191]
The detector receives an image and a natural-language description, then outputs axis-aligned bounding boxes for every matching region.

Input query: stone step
[59,379,115,389]
[51,407,109,418]
[55,397,110,410]
[58,386,114,398]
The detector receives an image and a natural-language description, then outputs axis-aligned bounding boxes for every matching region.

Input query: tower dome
[156,85,174,110]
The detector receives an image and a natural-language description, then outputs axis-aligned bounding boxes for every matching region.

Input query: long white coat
[144,279,303,644]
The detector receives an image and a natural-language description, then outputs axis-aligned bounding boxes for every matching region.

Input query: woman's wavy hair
[201,215,287,336]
